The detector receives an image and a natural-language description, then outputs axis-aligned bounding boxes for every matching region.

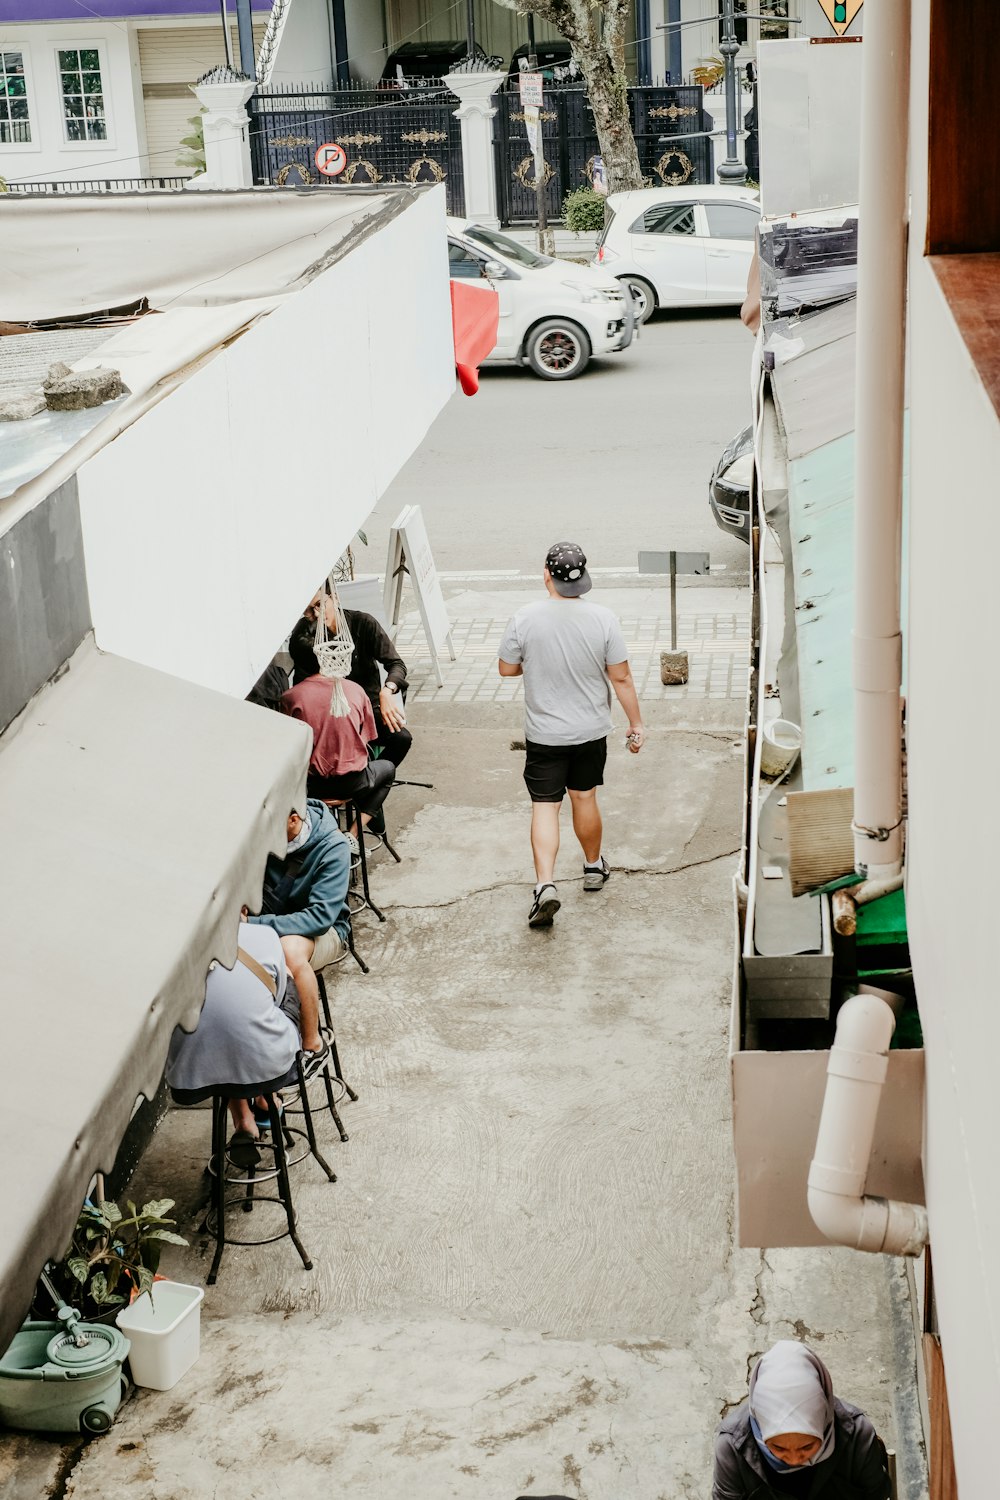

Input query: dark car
[379,41,501,88]
[709,425,754,543]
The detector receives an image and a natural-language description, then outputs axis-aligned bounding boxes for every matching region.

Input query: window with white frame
[0,51,31,144]
[57,47,107,142]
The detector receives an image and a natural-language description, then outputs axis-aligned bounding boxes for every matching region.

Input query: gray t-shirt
[165,923,300,1092]
[499,598,629,746]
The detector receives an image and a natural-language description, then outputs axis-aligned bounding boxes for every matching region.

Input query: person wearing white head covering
[713,1340,891,1499]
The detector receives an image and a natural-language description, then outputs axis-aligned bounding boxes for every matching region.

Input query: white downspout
[807,990,927,1256]
[851,0,911,880]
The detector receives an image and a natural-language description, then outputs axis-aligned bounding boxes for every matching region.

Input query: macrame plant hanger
[313,579,354,716]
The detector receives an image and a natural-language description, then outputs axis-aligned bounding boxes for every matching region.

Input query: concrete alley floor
[2,314,925,1499]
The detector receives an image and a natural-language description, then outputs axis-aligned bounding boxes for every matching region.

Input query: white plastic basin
[116,1282,204,1391]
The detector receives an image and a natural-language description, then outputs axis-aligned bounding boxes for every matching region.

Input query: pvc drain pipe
[807,989,927,1256]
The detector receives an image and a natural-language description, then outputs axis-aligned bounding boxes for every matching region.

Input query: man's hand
[626,726,645,754]
[379,686,406,732]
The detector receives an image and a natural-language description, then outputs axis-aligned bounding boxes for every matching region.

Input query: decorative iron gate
[249,82,465,215]
[493,83,711,225]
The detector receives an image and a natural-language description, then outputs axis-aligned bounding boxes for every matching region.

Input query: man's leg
[530,800,562,885]
[568,786,603,864]
[229,1098,257,1135]
[279,934,323,1052]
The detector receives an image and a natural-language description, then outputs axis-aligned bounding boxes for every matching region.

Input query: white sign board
[384,505,455,687]
[518,72,544,108]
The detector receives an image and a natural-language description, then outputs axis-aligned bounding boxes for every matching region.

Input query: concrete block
[0,390,45,421]
[43,362,127,411]
[660,648,690,684]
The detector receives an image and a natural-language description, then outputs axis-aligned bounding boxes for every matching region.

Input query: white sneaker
[528,884,561,927]
[583,856,611,891]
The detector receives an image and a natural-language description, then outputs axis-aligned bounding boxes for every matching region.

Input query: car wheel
[525,319,591,380]
[619,275,656,325]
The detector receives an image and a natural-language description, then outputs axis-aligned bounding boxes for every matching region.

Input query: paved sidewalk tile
[396,613,750,702]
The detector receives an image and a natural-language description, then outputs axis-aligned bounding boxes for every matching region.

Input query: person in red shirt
[281,671,395,832]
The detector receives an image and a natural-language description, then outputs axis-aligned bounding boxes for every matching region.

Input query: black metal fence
[494,81,712,225]
[3,176,186,193]
[249,81,466,215]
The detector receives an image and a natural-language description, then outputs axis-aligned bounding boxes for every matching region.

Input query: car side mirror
[483,259,507,280]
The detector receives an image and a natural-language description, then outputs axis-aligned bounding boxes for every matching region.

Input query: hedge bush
[562,186,607,234]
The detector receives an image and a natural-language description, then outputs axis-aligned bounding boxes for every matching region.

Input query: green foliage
[44,1197,187,1318]
[176,112,206,173]
[562,186,607,234]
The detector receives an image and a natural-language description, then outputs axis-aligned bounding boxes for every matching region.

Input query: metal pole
[670,550,678,651]
[717,0,746,182]
[236,0,256,79]
[465,0,476,59]
[526,15,536,52]
[219,0,235,70]
[330,0,350,85]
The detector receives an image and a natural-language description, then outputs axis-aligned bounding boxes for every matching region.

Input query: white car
[592,186,760,324]
[447,216,633,380]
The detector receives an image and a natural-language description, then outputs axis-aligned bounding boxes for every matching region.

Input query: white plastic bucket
[760,718,802,778]
[116,1282,204,1391]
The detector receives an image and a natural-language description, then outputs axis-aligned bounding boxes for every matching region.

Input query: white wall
[0,21,145,184]
[75,186,455,697]
[345,0,388,82]
[905,0,1000,1490]
[266,0,333,87]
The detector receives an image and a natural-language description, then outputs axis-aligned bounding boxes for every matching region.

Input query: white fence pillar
[445,69,507,228]
[185,70,256,191]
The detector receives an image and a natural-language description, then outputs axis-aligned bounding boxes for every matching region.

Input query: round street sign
[314,142,347,177]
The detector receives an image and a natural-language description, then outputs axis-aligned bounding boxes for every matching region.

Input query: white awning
[0,639,310,1351]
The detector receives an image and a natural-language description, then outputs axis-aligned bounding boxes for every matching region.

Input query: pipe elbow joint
[807,1182,928,1257]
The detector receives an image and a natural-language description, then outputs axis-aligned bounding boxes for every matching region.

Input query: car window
[596,207,616,247]
[704,202,760,241]
[464,225,552,269]
[448,240,486,279]
[631,203,697,236]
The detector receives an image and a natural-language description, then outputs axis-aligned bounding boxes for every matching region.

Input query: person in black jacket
[713,1341,891,1500]
[291,587,412,767]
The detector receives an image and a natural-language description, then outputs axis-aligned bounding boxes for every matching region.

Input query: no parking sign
[314,142,347,177]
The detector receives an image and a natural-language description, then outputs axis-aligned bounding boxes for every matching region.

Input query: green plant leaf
[145,1230,188,1247]
[100,1201,122,1224]
[134,1266,155,1298]
[90,1271,109,1304]
[356,529,368,547]
[141,1199,176,1219]
[66,1255,89,1284]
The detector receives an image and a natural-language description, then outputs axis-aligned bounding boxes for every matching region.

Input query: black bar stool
[202,1086,312,1286]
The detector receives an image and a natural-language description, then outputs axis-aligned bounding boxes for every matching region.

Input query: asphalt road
[369,305,754,586]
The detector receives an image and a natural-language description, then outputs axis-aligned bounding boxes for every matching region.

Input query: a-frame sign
[816,0,863,35]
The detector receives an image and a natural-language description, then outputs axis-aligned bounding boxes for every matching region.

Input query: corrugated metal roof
[0,327,114,393]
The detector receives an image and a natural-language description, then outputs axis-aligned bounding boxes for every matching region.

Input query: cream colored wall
[905,1,1000,1490]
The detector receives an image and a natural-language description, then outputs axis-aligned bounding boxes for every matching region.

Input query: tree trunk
[574,49,644,193]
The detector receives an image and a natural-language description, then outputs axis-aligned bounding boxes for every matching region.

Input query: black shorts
[523,737,607,803]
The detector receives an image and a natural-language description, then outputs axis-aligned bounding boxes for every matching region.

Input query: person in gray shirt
[499,541,644,928]
[166,922,302,1161]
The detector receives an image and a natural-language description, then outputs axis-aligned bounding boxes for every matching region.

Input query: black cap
[544,541,592,597]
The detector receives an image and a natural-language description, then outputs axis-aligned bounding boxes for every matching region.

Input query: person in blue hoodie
[244,799,351,1055]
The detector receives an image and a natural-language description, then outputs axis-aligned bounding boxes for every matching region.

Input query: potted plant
[41,1199,188,1322]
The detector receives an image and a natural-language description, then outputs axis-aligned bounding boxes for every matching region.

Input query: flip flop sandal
[228,1129,261,1169]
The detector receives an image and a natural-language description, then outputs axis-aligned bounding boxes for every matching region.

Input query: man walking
[499,542,644,928]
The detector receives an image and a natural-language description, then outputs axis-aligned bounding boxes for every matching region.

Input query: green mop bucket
[0,1311,130,1434]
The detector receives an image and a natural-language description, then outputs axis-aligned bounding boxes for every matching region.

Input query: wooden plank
[922,1333,959,1500]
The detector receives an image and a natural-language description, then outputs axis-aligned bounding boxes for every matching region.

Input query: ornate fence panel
[494,83,711,225]
[249,82,465,215]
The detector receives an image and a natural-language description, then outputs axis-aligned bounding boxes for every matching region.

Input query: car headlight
[722,452,754,489]
[561,279,614,303]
